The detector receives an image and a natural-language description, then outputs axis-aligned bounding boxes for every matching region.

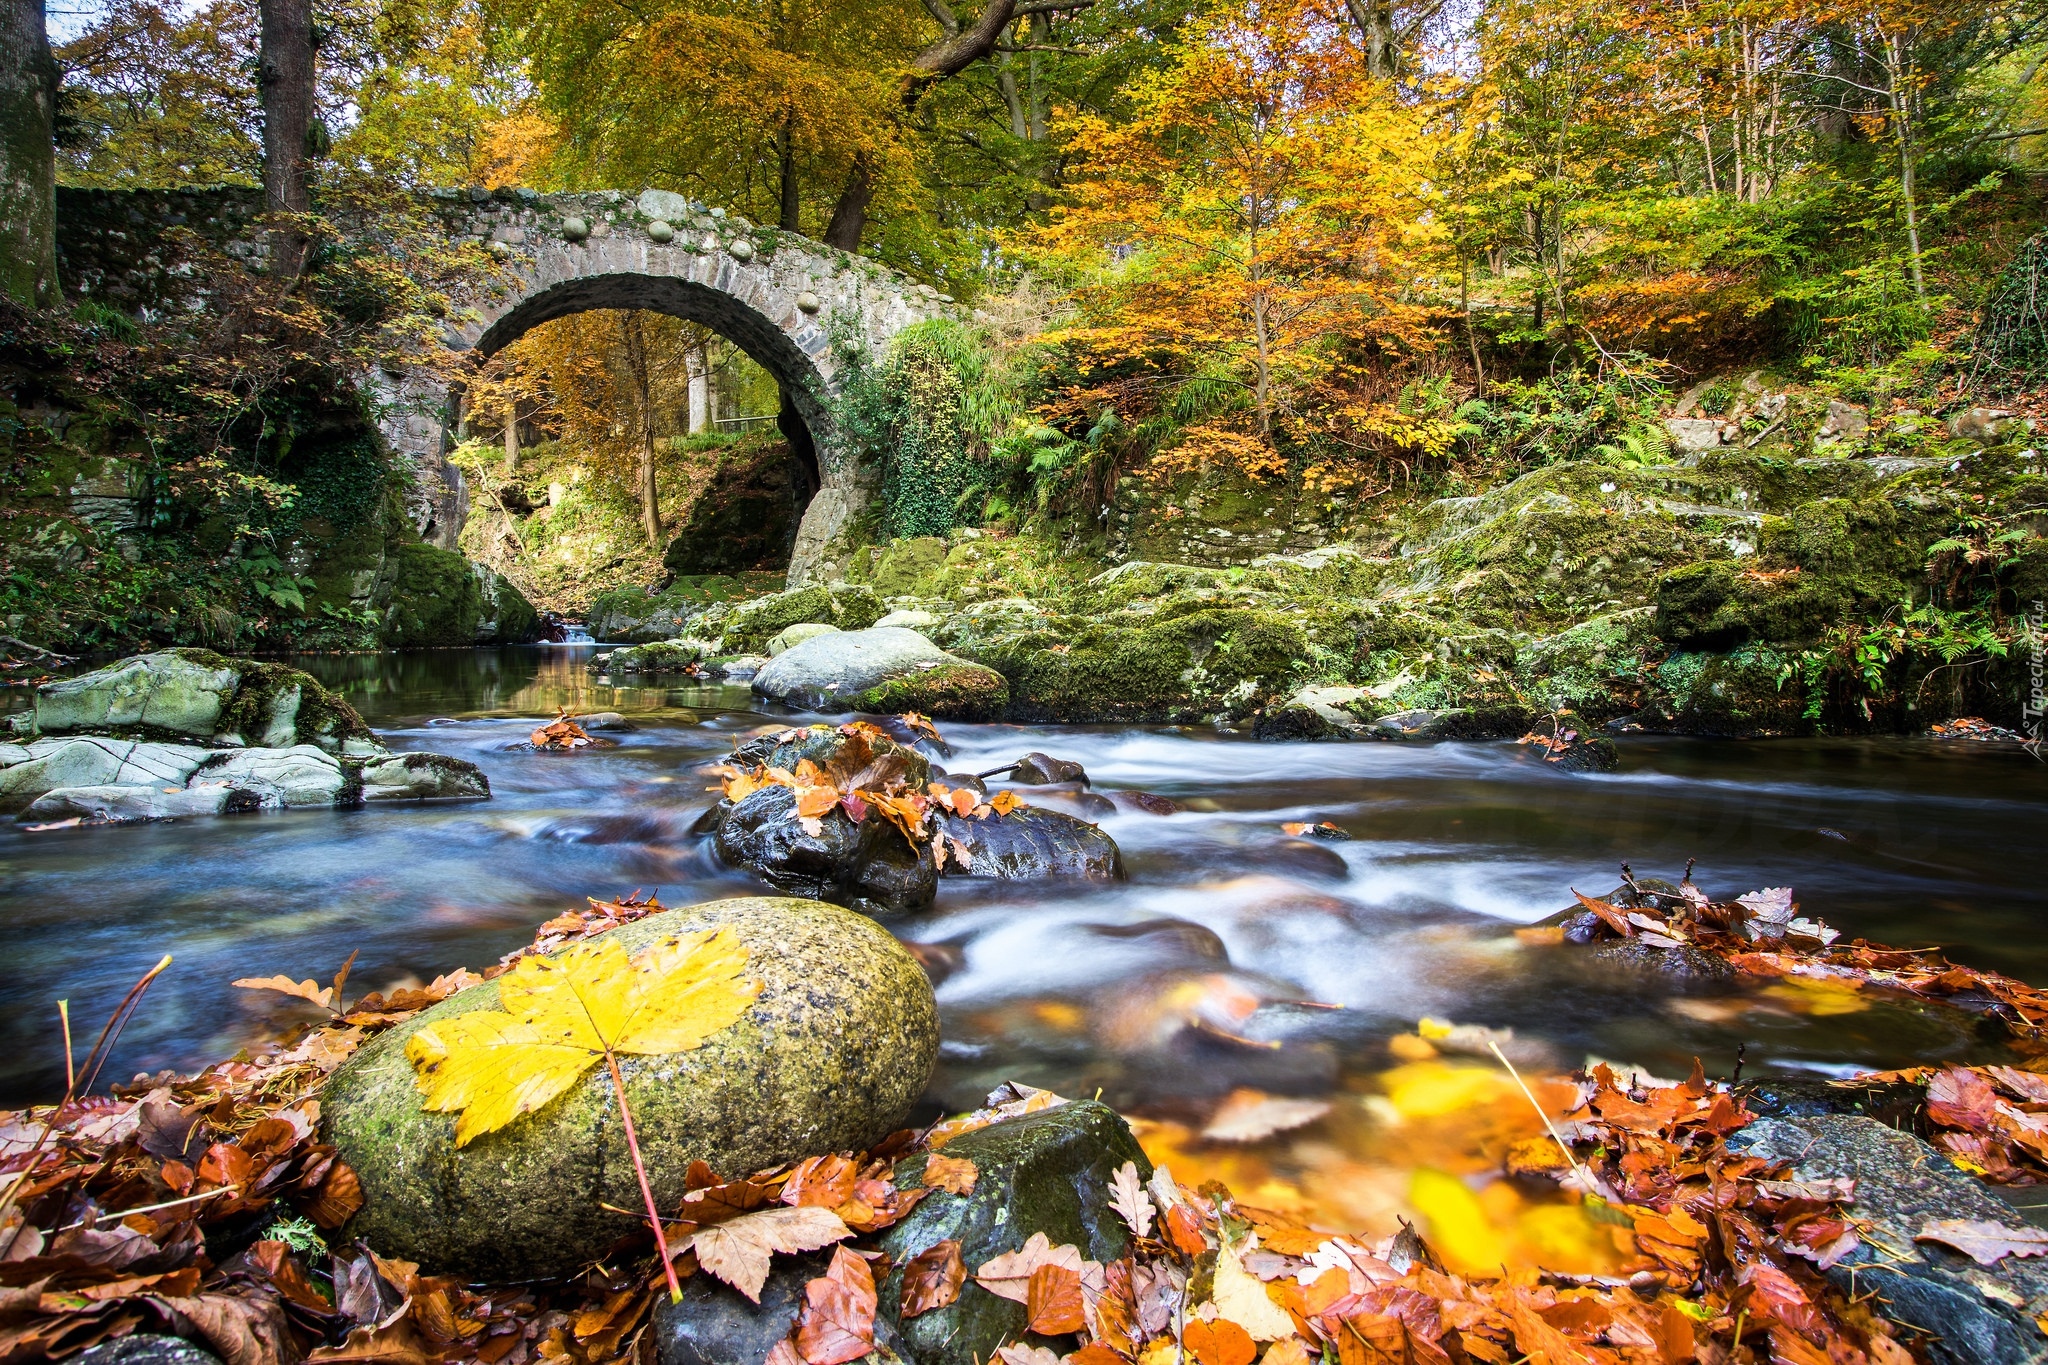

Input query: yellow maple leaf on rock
[407,928,761,1146]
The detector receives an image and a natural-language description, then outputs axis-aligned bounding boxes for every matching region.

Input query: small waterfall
[560,622,594,644]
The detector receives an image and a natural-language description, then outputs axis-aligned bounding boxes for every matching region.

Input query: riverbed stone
[939,807,1124,882]
[22,784,237,822]
[753,627,975,710]
[1730,1115,2048,1365]
[191,745,347,806]
[594,639,714,674]
[766,622,840,656]
[0,738,211,811]
[848,661,1010,721]
[653,1249,909,1365]
[715,784,940,913]
[358,752,491,801]
[322,897,939,1281]
[34,651,241,738]
[876,1100,1151,1365]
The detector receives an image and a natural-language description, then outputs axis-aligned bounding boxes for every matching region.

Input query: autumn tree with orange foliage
[1027,0,1450,485]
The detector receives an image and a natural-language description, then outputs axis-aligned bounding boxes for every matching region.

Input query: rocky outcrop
[322,898,940,1281]
[2,652,489,820]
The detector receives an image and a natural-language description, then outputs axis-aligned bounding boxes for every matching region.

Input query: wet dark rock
[1587,939,1736,983]
[1111,789,1182,815]
[939,807,1124,882]
[73,1336,222,1365]
[1085,918,1228,961]
[653,1250,906,1365]
[716,784,939,913]
[877,1101,1151,1365]
[1257,838,1352,883]
[322,898,938,1281]
[933,769,987,796]
[1731,1115,2048,1365]
[1019,785,1118,821]
[1010,752,1088,785]
[1737,1075,1925,1128]
[1534,734,1620,773]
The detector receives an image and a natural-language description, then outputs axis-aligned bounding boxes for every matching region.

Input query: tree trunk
[688,345,710,434]
[503,403,520,472]
[1886,32,1927,306]
[824,157,873,251]
[0,0,58,309]
[259,0,314,274]
[777,110,801,232]
[622,313,662,547]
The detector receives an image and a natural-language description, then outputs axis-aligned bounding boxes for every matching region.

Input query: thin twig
[58,1001,73,1094]
[1487,1040,1586,1181]
[607,1050,683,1303]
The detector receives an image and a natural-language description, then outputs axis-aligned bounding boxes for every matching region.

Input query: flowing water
[5,646,2046,1269]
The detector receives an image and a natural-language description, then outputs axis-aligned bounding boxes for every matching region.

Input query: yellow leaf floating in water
[406,928,761,1146]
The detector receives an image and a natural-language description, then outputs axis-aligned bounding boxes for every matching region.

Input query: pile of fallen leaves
[530,713,600,752]
[1846,1063,2048,1188]
[11,872,2048,1365]
[709,722,1021,870]
[1533,868,2048,1040]
[1927,717,2028,743]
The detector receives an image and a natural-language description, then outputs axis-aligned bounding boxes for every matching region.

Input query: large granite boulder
[754,628,1005,716]
[322,898,940,1281]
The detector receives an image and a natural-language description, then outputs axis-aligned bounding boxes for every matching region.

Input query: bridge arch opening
[464,275,832,586]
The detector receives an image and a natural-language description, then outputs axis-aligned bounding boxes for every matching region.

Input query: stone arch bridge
[56,185,957,584]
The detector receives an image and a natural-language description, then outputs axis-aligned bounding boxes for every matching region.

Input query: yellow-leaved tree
[1026,0,1448,483]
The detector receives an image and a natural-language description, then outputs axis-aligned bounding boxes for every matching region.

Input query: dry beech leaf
[1210,1242,1297,1341]
[994,1345,1060,1365]
[975,1231,1083,1303]
[686,1205,853,1303]
[1201,1090,1332,1144]
[1914,1219,2048,1265]
[1183,1317,1255,1365]
[795,1245,876,1365]
[1108,1160,1154,1239]
[922,1154,978,1196]
[899,1239,966,1318]
[1025,1263,1085,1335]
[232,975,334,1011]
[405,928,760,1146]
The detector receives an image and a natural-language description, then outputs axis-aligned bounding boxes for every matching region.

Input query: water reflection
[2,647,2045,1261]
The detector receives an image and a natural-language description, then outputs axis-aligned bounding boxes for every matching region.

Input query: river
[4,645,2045,1269]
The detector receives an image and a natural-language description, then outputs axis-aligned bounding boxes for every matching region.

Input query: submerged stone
[322,898,939,1281]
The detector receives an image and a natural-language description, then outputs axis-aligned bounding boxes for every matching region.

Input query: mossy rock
[31,649,374,750]
[974,606,1308,723]
[321,897,939,1281]
[1640,648,1806,736]
[474,563,542,643]
[594,639,714,674]
[720,585,884,655]
[851,537,951,597]
[876,1102,1151,1365]
[381,542,484,648]
[849,662,1009,721]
